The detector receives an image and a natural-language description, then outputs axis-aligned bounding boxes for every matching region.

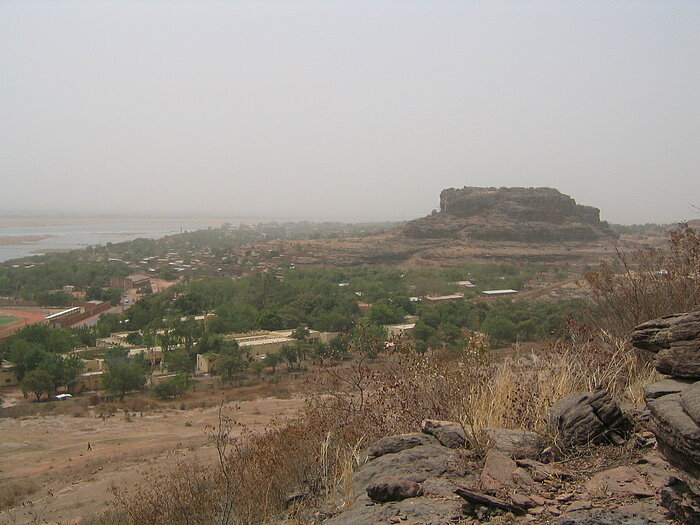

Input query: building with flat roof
[110,274,151,290]
[1,360,19,387]
[385,323,416,339]
[75,371,104,392]
[423,293,464,303]
[81,358,105,373]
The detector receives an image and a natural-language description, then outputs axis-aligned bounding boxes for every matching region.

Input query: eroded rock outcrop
[324,437,469,525]
[403,187,615,242]
[632,310,700,378]
[547,390,626,447]
[633,309,700,523]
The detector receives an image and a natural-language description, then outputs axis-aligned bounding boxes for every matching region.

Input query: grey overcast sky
[1,1,698,224]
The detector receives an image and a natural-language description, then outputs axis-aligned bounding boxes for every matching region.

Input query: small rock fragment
[366,476,423,502]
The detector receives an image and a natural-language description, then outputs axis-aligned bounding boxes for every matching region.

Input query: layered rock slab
[547,390,625,446]
[632,310,700,378]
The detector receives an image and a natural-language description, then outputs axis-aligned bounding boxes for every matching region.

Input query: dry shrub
[465,330,659,436]
[113,459,220,525]
[111,402,368,525]
[0,480,37,510]
[585,223,700,337]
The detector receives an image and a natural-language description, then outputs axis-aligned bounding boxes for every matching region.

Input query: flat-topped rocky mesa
[403,186,616,242]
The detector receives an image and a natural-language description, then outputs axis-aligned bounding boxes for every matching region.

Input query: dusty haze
[1,1,698,224]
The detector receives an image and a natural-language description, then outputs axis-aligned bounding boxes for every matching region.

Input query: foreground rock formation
[403,187,616,242]
[633,310,700,523]
[632,310,700,378]
[321,418,673,524]
[547,390,626,447]
[309,312,700,524]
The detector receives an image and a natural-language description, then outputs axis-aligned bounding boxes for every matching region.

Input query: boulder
[548,390,625,447]
[327,435,470,525]
[644,378,694,400]
[646,390,700,482]
[631,310,700,378]
[484,427,541,458]
[352,444,459,495]
[636,311,700,523]
[480,450,517,492]
[584,466,655,498]
[660,476,700,525]
[681,380,700,425]
[366,476,423,502]
[367,433,438,459]
[420,419,467,449]
[323,493,465,525]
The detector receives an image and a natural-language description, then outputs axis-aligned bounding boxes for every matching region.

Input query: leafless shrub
[584,223,700,337]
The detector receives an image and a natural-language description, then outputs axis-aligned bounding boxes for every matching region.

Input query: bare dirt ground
[0,395,305,524]
[149,278,176,293]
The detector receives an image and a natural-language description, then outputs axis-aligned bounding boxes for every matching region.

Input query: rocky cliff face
[403,187,615,242]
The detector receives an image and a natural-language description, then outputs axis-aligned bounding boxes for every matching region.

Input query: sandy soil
[0,235,54,246]
[0,396,304,524]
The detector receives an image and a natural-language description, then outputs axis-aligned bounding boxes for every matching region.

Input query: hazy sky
[1,1,698,224]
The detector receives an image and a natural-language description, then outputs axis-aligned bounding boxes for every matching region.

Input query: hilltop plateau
[403,186,615,242]
[253,187,627,268]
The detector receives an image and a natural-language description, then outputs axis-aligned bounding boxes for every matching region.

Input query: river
[0,218,226,262]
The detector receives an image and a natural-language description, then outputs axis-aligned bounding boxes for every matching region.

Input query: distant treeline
[609,223,675,235]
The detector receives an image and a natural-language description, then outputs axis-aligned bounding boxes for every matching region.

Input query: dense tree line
[0,254,129,303]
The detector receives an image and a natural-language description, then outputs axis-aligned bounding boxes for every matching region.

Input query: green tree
[125,332,143,346]
[164,348,194,374]
[21,369,55,401]
[279,344,298,370]
[154,373,189,399]
[265,352,281,374]
[250,360,266,379]
[257,309,283,330]
[352,322,385,359]
[210,304,258,334]
[174,317,203,354]
[214,341,246,379]
[413,321,438,343]
[103,359,147,400]
[367,301,405,325]
[38,353,83,391]
[8,340,47,381]
[290,326,310,341]
[481,315,517,342]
